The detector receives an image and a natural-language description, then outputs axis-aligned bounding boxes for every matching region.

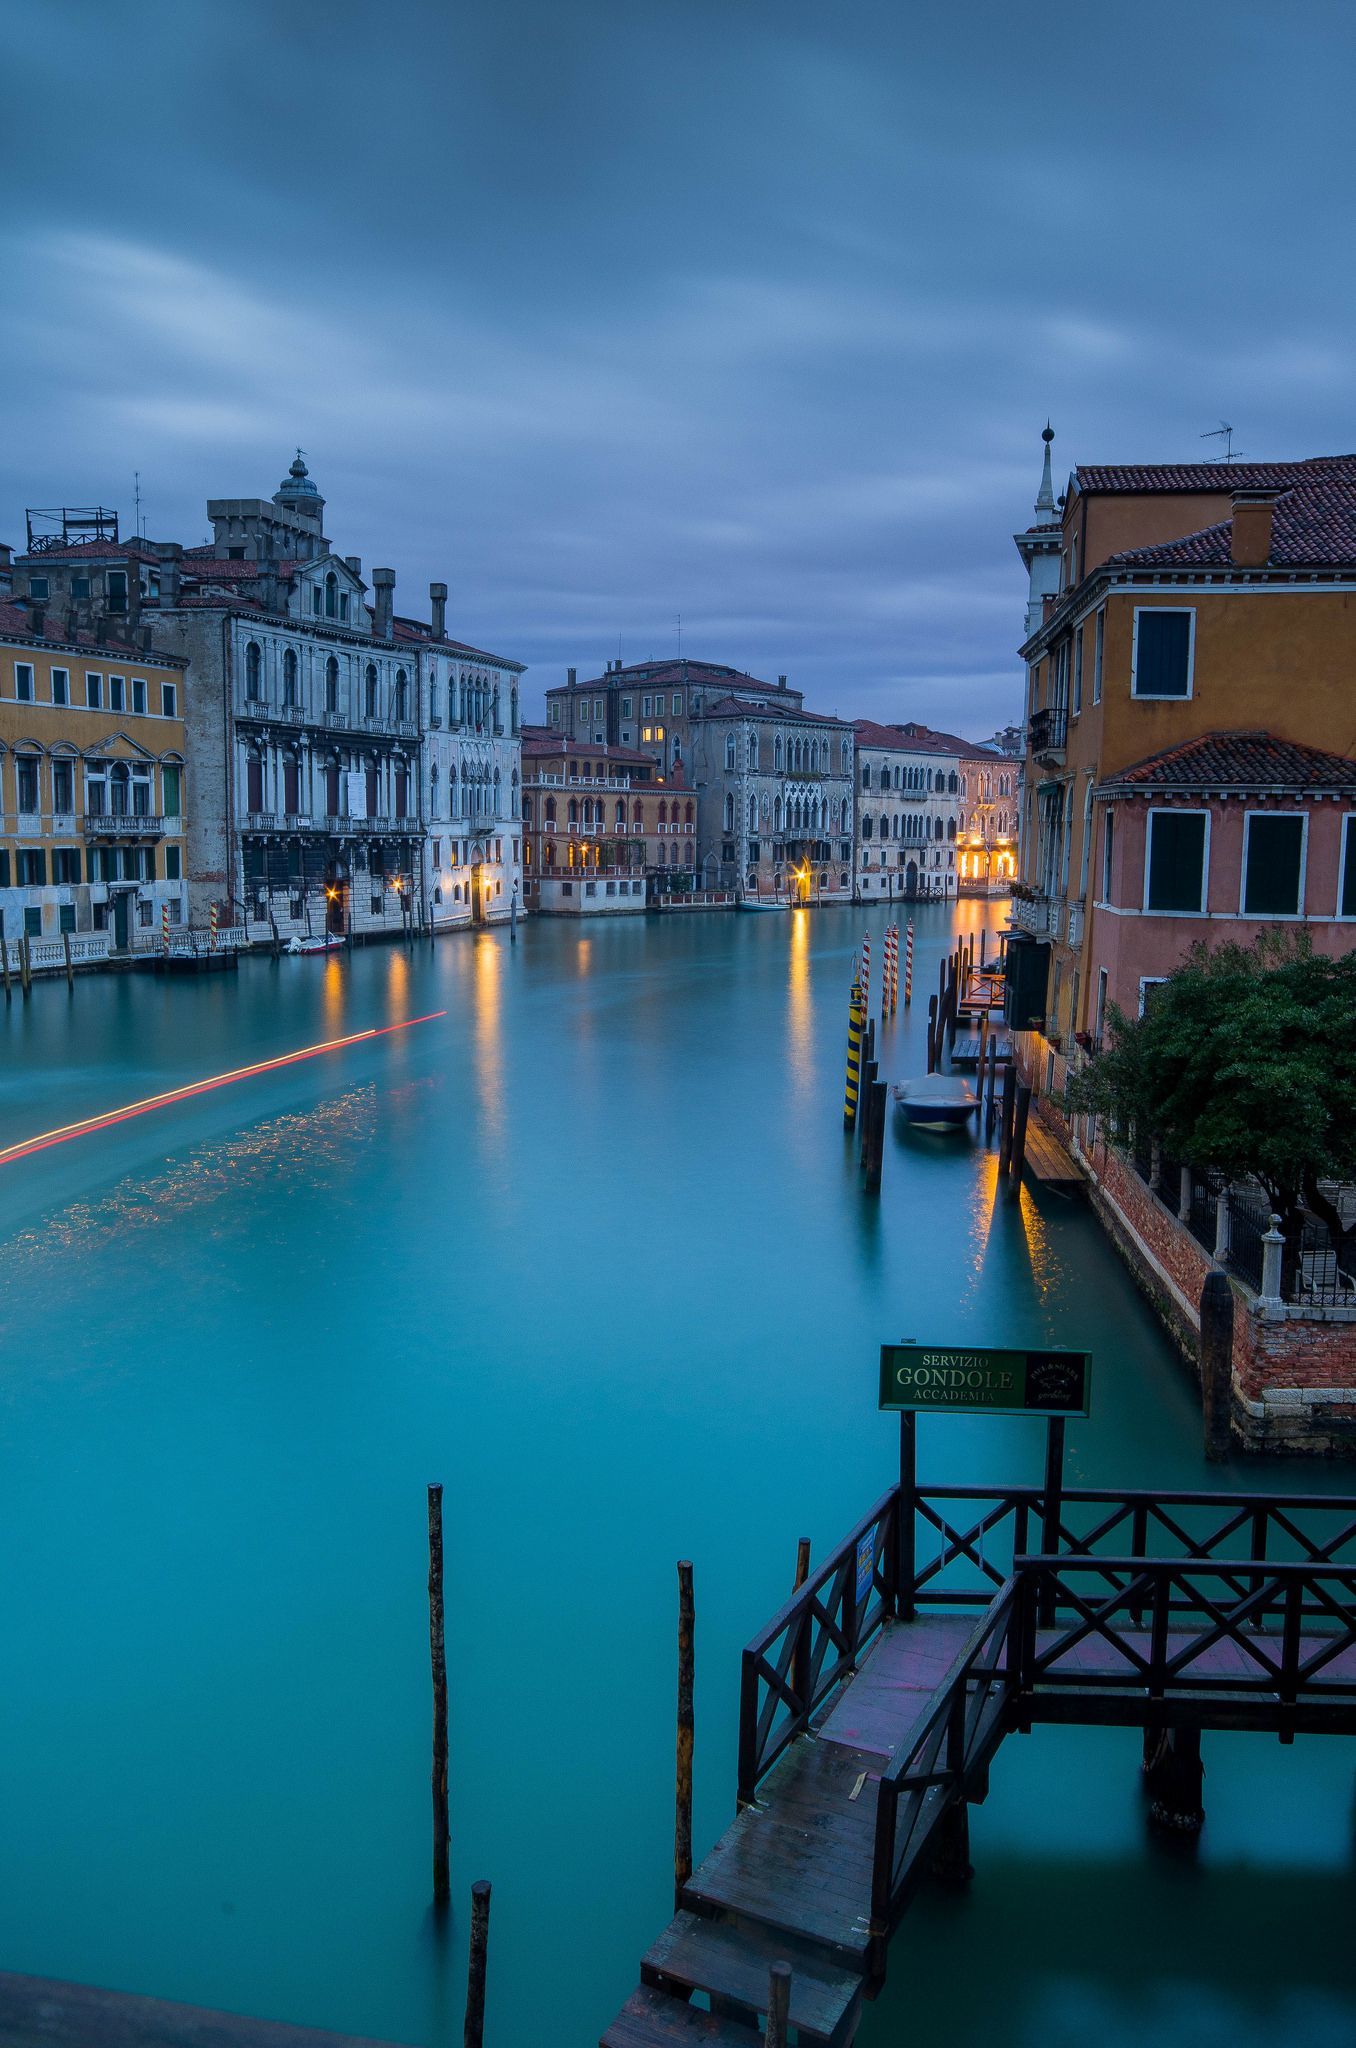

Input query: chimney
[29,604,45,637]
[778,674,787,689]
[346,555,362,578]
[1042,592,1057,623]
[161,556,181,604]
[1231,491,1278,567]
[567,666,577,686]
[429,581,447,640]
[372,567,395,638]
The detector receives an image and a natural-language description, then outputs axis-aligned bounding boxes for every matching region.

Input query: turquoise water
[0,904,1351,2047]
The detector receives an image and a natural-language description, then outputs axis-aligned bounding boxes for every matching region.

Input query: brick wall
[1027,1082,1356,1455]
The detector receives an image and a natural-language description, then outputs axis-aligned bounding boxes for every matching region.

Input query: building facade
[852,720,1014,900]
[520,727,692,913]
[12,459,524,940]
[0,599,189,949]
[687,696,854,902]
[1014,451,1356,1042]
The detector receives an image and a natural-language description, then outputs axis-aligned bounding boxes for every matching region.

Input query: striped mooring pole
[886,925,898,1013]
[904,921,915,1007]
[161,901,170,956]
[209,901,219,951]
[860,933,871,1010]
[843,977,864,1129]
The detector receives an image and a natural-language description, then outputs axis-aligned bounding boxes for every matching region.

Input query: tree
[1068,933,1356,1269]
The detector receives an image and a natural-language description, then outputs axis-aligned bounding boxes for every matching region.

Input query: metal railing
[1029,706,1068,755]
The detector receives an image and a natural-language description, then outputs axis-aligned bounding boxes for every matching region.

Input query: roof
[1098,730,1356,796]
[19,537,163,564]
[854,718,1002,760]
[1108,469,1356,571]
[705,693,849,727]
[520,731,656,768]
[1075,454,1356,495]
[391,615,525,671]
[0,595,186,663]
[554,658,790,696]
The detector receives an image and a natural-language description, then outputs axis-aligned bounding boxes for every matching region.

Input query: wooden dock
[1017,1114,1084,1193]
[601,1480,1356,2044]
[0,1973,412,2048]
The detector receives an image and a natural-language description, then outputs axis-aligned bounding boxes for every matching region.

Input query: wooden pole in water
[986,1046,1000,1137]
[766,1961,792,2048]
[997,1060,1016,1175]
[63,930,74,990]
[0,909,10,999]
[463,1879,491,2048]
[1010,1080,1032,1187]
[674,1560,695,1910]
[20,932,32,995]
[1200,1269,1235,1463]
[926,995,938,1074]
[843,979,864,1129]
[865,1078,887,1196]
[794,1537,811,1591]
[859,1058,878,1163]
[427,1482,450,1910]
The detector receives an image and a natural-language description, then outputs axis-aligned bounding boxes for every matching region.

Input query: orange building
[519,727,696,914]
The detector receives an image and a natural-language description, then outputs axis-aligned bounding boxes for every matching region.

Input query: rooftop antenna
[1201,421,1245,464]
[676,612,682,658]
[133,470,146,537]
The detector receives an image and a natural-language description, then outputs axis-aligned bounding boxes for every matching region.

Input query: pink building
[1087,730,1356,1037]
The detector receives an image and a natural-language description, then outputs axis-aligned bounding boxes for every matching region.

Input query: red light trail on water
[0,1011,447,1170]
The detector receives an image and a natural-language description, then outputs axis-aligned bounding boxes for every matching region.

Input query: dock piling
[903,922,914,1006]
[0,911,10,1000]
[864,1078,887,1196]
[20,932,32,996]
[1010,1081,1032,1186]
[766,1961,792,2048]
[427,1482,450,1910]
[997,1061,1016,1175]
[985,1043,1000,1136]
[843,979,864,1129]
[793,1537,811,1592]
[63,931,74,990]
[926,995,938,1074]
[675,1560,695,1910]
[463,1880,492,2048]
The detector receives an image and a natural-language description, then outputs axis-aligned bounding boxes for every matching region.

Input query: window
[166,845,181,881]
[107,571,128,613]
[28,576,49,600]
[161,683,177,718]
[642,695,652,717]
[1341,817,1356,918]
[246,756,264,811]
[18,851,45,887]
[246,641,262,698]
[1145,810,1207,913]
[1242,813,1306,917]
[1100,809,1115,903]
[283,649,298,705]
[52,668,69,706]
[53,848,80,884]
[725,736,736,770]
[326,655,339,713]
[15,663,33,702]
[621,697,632,717]
[1132,609,1194,699]
[365,664,378,717]
[17,759,39,811]
[1073,629,1083,715]
[86,673,103,709]
[284,758,301,813]
[53,760,73,811]
[1093,609,1104,705]
[109,675,125,712]
[672,693,682,714]
[131,677,146,713]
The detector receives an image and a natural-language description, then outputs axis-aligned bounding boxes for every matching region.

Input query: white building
[688,695,855,903]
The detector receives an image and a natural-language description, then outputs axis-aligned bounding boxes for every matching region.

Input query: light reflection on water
[0,904,1350,2048]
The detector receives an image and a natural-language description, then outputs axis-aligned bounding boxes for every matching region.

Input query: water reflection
[787,909,812,1102]
[472,933,503,1142]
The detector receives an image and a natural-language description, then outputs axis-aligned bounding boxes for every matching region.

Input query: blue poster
[855,1530,876,1607]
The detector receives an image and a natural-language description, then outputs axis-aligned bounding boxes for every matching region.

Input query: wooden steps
[642,1910,863,2046]
[602,1984,778,2045]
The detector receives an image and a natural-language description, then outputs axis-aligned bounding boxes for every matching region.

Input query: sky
[2,0,1355,734]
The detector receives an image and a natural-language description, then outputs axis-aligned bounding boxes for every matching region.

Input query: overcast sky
[2,0,1353,731]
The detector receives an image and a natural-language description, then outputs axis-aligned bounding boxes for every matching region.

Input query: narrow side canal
[0,903,1351,2048]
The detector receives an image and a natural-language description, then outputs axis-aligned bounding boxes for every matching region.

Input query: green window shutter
[1147,812,1206,911]
[1243,815,1304,916]
[1134,612,1192,697]
[1343,818,1356,917]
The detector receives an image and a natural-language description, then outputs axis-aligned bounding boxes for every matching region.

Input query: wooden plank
[602,1984,780,2046]
[642,1912,862,2046]
[0,1974,413,2048]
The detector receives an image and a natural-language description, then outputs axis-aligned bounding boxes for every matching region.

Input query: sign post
[879,1344,1091,1624]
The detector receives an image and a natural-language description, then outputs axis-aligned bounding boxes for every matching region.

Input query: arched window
[110,761,130,815]
[748,793,757,830]
[283,648,298,706]
[725,736,736,770]
[615,798,626,827]
[633,799,643,823]
[325,572,337,619]
[947,816,957,840]
[245,641,262,699]
[510,685,519,735]
[448,680,456,725]
[775,735,784,770]
[723,793,735,831]
[324,655,338,712]
[511,768,520,818]
[283,753,301,813]
[750,733,760,771]
[774,795,783,831]
[840,740,850,773]
[861,763,871,791]
[863,815,874,840]
[948,771,959,794]
[685,800,694,825]
[545,795,556,824]
[395,669,408,721]
[658,801,668,825]
[365,664,378,718]
[568,798,579,824]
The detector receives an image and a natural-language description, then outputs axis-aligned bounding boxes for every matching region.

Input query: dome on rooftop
[275,450,321,503]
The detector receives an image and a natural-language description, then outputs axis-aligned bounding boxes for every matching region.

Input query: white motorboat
[892,1073,978,1132]
[286,934,344,955]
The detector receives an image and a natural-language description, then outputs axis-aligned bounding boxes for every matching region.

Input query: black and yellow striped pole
[843,976,864,1129]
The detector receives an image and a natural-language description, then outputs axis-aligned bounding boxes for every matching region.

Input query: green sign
[879,1344,1091,1418]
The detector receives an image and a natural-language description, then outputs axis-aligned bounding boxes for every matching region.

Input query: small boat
[739,897,789,912]
[286,934,344,955]
[892,1074,978,1132]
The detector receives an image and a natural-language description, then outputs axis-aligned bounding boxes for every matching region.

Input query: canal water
[0,904,1351,2048]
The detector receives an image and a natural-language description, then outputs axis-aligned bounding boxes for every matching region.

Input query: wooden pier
[603,1478,1356,2045]
[0,1972,412,2048]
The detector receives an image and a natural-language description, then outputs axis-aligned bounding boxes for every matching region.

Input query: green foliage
[1068,932,1356,1218]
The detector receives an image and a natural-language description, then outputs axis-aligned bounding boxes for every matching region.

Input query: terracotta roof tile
[1098,730,1356,795]
[705,693,849,727]
[1109,473,1356,571]
[1076,454,1356,494]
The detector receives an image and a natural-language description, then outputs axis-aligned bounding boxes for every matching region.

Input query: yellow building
[0,600,189,952]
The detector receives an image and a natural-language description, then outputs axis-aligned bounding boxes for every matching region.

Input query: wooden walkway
[1018,1115,1084,1193]
[601,1482,1356,2045]
[0,1973,412,2048]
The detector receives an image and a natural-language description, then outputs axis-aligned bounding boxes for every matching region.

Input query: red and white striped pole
[209,902,219,952]
[904,921,914,1007]
[161,901,170,956]
[889,925,899,1012]
[860,932,871,1010]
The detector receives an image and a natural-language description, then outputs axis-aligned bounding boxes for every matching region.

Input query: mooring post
[62,930,74,989]
[897,1412,917,1622]
[766,1961,792,2048]
[926,994,938,1074]
[675,1560,695,1910]
[1009,1080,1032,1186]
[986,1046,1000,1137]
[843,979,863,1129]
[0,910,10,1000]
[794,1537,811,1591]
[1038,1418,1065,1629]
[865,1078,887,1195]
[1146,1727,1205,1834]
[1200,1269,1235,1463]
[20,931,32,996]
[427,1482,450,1910]
[463,1879,491,2048]
[997,1061,1016,1175]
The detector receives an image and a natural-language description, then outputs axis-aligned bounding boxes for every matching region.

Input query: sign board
[344,770,367,820]
[879,1345,1091,1419]
[854,1530,876,1608]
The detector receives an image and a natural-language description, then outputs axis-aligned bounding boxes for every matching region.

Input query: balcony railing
[242,812,416,835]
[83,812,166,838]
[1029,706,1068,757]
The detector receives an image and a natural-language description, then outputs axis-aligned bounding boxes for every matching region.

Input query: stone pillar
[1259,1215,1285,1309]
[1213,1189,1231,1264]
[1179,1165,1193,1224]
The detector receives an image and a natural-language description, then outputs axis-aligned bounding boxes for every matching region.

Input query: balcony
[1029,706,1068,761]
[83,811,166,839]
[1010,891,1060,938]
